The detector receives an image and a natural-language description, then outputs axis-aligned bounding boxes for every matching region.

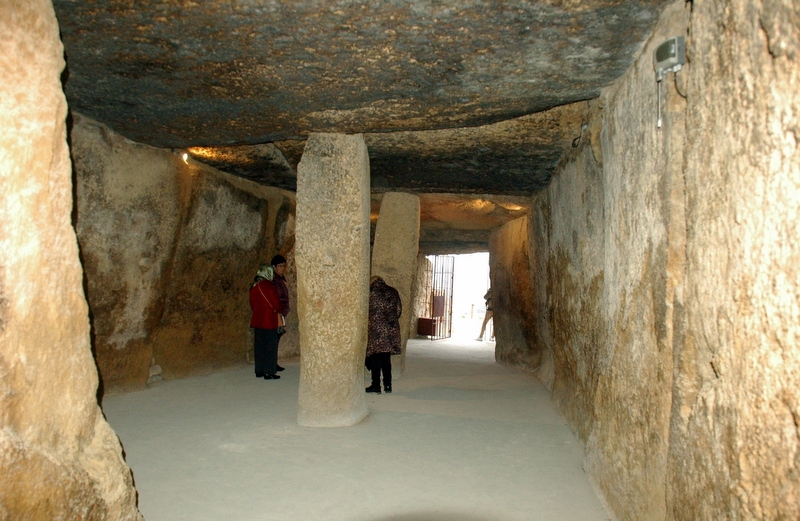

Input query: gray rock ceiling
[54,0,666,192]
[53,0,666,250]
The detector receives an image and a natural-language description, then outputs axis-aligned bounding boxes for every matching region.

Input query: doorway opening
[416,255,455,340]
[451,252,491,342]
[416,252,491,342]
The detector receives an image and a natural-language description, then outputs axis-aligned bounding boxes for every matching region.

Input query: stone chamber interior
[1,1,799,520]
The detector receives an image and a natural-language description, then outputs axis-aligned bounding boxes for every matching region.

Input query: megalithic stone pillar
[370,192,421,374]
[295,133,370,427]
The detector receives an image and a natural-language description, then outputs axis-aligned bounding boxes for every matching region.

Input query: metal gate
[417,255,454,340]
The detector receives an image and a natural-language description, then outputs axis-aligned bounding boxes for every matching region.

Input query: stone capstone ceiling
[54,0,666,194]
[53,0,667,249]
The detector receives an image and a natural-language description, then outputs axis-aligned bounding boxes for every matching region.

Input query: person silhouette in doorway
[477,288,493,341]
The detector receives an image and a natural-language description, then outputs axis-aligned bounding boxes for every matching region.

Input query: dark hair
[271,254,287,266]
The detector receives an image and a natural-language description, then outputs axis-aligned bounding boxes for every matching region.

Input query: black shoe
[276,365,285,372]
[384,385,392,393]
[255,373,265,378]
[264,374,280,380]
[365,385,381,394]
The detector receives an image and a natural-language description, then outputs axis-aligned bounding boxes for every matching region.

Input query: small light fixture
[182,152,189,164]
[654,36,686,128]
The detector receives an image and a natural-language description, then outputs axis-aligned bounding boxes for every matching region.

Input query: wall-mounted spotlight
[654,36,686,128]
[182,152,189,164]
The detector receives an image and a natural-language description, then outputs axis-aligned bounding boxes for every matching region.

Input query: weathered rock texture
[489,217,540,372]
[669,0,799,517]
[50,0,671,196]
[187,143,297,191]
[0,1,141,518]
[296,134,370,427]
[547,141,609,447]
[500,1,800,519]
[72,115,295,392]
[409,254,433,340]
[528,192,554,390]
[182,103,592,195]
[415,194,530,253]
[52,1,666,146]
[371,192,421,372]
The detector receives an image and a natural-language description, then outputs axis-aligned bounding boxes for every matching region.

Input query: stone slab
[295,134,370,427]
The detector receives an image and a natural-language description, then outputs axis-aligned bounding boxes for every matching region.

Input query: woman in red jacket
[249,263,283,380]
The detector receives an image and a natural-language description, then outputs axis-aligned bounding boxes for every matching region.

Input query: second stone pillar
[370,192,421,373]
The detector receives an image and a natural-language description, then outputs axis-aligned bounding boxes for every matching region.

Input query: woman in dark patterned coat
[365,276,402,394]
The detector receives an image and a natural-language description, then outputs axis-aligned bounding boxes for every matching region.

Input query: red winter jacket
[249,279,282,329]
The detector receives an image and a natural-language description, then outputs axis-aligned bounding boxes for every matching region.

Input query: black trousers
[367,353,392,388]
[254,328,279,376]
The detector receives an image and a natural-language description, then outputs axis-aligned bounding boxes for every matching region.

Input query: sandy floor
[102,334,610,521]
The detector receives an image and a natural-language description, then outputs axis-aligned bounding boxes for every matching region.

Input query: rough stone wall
[272,203,299,358]
[0,1,141,518]
[546,143,609,446]
[72,115,294,391]
[490,217,540,372]
[668,0,800,518]
[73,115,184,390]
[539,4,687,518]
[577,4,687,513]
[517,0,800,519]
[528,192,554,390]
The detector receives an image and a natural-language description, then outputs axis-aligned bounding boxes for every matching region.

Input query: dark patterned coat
[366,279,402,356]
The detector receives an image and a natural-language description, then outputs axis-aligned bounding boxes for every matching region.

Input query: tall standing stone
[295,134,370,427]
[0,1,141,518]
[371,192,421,372]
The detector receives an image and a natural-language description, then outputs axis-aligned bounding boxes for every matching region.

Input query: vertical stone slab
[0,1,140,518]
[409,253,432,339]
[490,216,540,372]
[295,134,370,427]
[529,191,554,390]
[669,0,800,518]
[371,192,421,372]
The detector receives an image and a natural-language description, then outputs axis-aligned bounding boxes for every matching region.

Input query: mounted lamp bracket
[654,36,686,128]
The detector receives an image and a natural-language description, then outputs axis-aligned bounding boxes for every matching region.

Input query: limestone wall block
[574,5,687,519]
[73,115,184,389]
[546,143,609,446]
[0,1,140,517]
[523,0,800,519]
[490,217,540,372]
[528,192,554,389]
[72,115,291,390]
[668,0,800,518]
[151,167,271,379]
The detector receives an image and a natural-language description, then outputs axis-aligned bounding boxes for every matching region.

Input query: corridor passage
[102,337,610,521]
